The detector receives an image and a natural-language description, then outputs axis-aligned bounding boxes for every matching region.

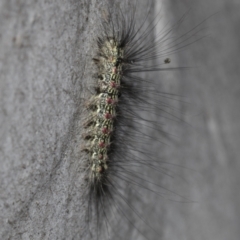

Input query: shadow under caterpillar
[81,0,210,239]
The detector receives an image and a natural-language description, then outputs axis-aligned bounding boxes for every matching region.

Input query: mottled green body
[84,38,123,183]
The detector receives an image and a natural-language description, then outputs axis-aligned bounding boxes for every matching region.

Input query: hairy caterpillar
[81,1,209,239]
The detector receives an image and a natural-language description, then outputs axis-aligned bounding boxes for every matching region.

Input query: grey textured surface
[0,0,240,240]
[0,0,104,239]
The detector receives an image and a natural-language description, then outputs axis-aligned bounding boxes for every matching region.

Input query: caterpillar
[81,1,209,239]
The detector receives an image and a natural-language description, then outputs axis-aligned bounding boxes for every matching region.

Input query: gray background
[0,0,239,239]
